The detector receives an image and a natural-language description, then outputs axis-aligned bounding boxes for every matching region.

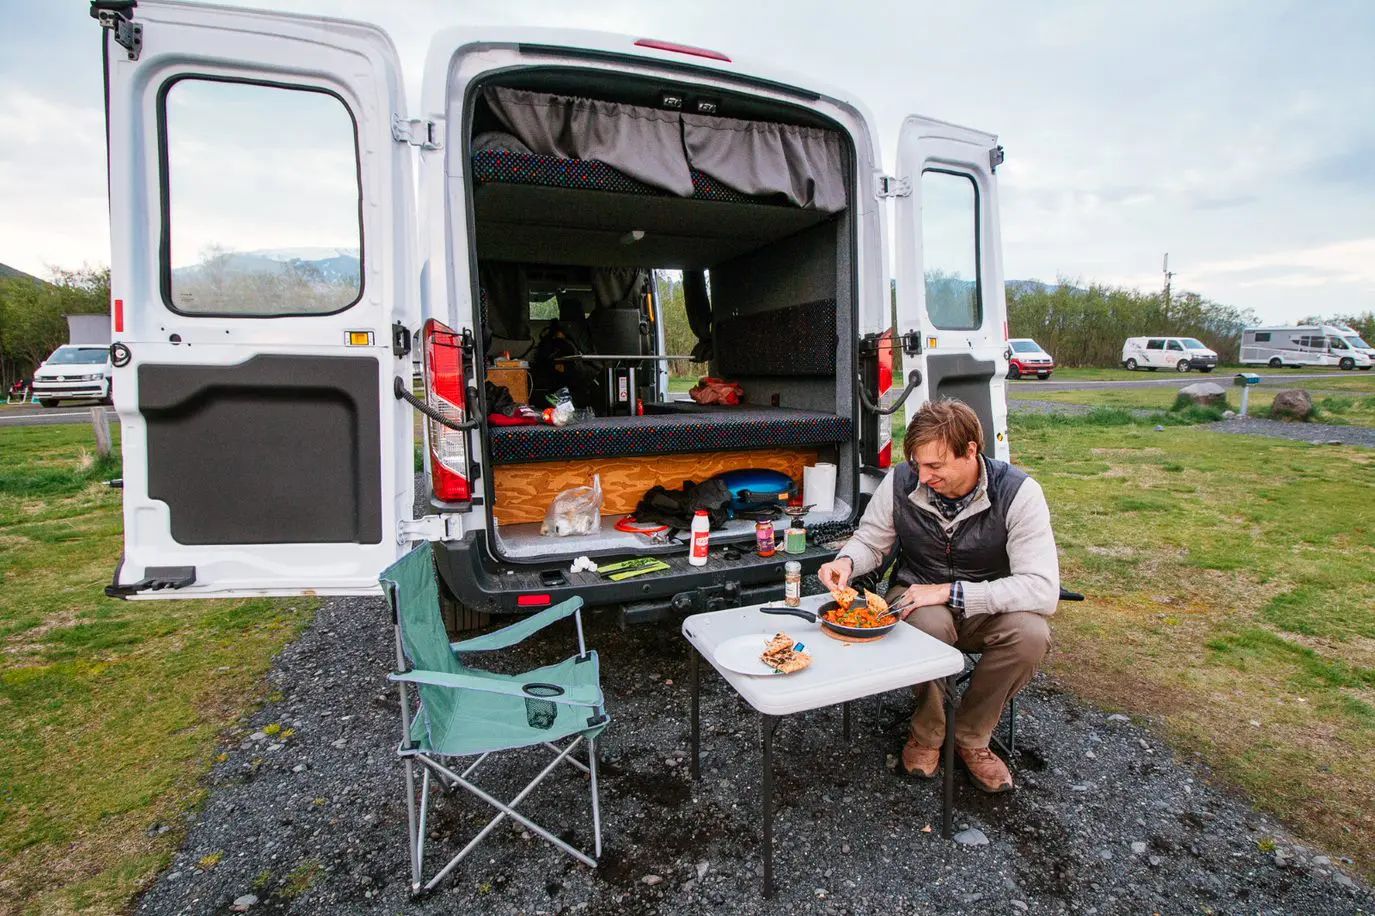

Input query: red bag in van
[689,377,744,406]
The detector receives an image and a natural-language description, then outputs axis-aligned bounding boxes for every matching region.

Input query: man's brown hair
[904,398,984,460]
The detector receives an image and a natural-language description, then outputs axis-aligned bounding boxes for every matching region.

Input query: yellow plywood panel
[492,448,818,525]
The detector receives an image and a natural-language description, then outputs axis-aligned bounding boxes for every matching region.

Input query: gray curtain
[484,87,694,197]
[471,130,531,154]
[591,267,647,310]
[683,114,846,213]
[478,261,527,340]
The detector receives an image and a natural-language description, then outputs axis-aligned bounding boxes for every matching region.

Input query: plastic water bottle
[689,510,710,566]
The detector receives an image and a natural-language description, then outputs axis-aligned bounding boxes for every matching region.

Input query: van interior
[461,70,859,560]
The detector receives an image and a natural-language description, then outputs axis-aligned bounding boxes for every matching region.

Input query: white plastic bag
[540,474,603,537]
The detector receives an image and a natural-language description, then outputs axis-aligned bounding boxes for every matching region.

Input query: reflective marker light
[424,319,471,502]
[517,594,553,607]
[347,330,373,346]
[877,327,894,468]
[634,38,732,62]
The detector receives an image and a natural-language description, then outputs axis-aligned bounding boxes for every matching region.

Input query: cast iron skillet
[760,599,900,640]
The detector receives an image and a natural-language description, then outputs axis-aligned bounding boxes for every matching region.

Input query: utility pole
[1162,253,1175,324]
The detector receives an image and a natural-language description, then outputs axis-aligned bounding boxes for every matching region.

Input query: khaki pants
[886,586,1051,749]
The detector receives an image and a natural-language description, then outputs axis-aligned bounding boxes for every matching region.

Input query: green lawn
[1008,414,1375,877]
[1012,365,1358,383]
[0,425,313,914]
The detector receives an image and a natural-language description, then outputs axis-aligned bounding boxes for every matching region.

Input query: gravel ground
[137,588,1373,915]
[1207,416,1375,448]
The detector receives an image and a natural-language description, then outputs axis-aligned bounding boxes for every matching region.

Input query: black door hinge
[460,327,475,358]
[91,2,142,61]
[990,144,1005,172]
[392,322,412,358]
[901,330,924,356]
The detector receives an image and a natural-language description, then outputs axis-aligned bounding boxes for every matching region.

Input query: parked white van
[1121,336,1219,373]
[31,344,113,407]
[94,1,1011,621]
[1240,325,1373,370]
[1333,324,1375,364]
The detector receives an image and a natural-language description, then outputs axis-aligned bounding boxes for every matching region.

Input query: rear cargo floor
[492,498,853,561]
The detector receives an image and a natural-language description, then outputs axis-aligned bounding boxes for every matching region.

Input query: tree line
[0,266,110,389]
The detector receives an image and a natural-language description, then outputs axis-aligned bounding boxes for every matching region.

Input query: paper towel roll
[803,462,836,512]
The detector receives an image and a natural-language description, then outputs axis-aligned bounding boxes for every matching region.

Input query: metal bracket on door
[399,515,463,544]
[874,174,912,199]
[392,115,442,150]
[91,4,142,60]
[989,145,1006,172]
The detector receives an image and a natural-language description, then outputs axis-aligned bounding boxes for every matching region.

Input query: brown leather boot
[958,746,1013,793]
[901,738,941,779]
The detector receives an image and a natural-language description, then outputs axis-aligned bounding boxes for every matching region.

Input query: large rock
[1177,382,1227,407]
[1270,389,1313,421]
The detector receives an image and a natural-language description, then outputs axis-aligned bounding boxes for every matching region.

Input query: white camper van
[1239,325,1372,370]
[95,1,1011,620]
[1121,336,1219,372]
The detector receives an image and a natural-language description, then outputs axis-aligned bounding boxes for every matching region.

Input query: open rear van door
[892,116,1010,461]
[97,1,420,598]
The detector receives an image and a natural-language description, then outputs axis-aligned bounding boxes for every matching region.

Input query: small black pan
[761,599,901,640]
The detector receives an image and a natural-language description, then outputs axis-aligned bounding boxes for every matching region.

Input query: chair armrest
[450,596,584,653]
[388,667,603,708]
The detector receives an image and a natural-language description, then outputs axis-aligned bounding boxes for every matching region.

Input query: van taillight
[423,319,471,502]
[877,328,894,468]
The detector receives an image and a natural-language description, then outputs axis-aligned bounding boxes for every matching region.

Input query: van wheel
[1176,360,1190,372]
[1125,358,1138,371]
[1007,364,1021,380]
[1340,357,1355,371]
[1268,358,1283,368]
[39,399,59,408]
[439,581,491,635]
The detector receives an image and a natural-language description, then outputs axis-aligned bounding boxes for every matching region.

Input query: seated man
[818,399,1058,792]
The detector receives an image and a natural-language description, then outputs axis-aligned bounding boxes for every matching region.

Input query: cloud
[1191,238,1375,290]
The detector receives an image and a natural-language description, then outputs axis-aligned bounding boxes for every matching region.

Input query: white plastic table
[681,594,966,897]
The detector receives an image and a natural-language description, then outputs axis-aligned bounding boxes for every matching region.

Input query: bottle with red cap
[689,510,710,566]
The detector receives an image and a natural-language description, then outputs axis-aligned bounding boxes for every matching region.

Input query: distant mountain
[172,247,360,286]
[0,262,47,284]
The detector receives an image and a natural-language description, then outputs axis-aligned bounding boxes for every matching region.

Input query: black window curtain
[683,269,713,362]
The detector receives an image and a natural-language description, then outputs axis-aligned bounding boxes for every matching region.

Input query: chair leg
[403,757,422,892]
[589,736,603,859]
[1007,695,1018,756]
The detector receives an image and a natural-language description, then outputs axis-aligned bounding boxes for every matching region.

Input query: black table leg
[761,714,780,898]
[842,701,851,742]
[690,649,701,781]
[942,674,958,839]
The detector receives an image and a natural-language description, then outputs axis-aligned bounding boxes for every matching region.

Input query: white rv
[95,1,1011,620]
[1120,336,1219,372]
[1333,324,1375,365]
[1239,325,1372,370]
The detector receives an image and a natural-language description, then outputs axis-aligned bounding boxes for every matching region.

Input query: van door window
[162,78,362,316]
[920,170,980,331]
[1146,340,1163,350]
[1167,340,1183,351]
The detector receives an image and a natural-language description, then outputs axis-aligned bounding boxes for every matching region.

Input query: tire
[39,399,59,408]
[1268,357,1283,368]
[439,581,490,635]
[1340,357,1355,371]
[1007,364,1021,380]
[1176,360,1190,372]
[1037,373,1050,380]
[1125,358,1138,371]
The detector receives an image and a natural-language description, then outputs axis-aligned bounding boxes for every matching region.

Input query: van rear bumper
[434,531,835,620]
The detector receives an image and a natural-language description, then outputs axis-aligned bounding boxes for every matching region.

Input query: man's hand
[891,583,954,620]
[818,557,853,593]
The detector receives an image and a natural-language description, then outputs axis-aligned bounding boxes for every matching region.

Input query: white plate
[713,633,808,676]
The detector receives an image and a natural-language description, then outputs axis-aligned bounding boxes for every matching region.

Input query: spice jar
[783,561,802,606]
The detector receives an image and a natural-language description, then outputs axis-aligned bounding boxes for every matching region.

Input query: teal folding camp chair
[382,543,609,894]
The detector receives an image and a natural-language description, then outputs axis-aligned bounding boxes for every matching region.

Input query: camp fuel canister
[785,517,806,555]
[755,520,776,557]
[689,510,710,567]
[784,561,802,606]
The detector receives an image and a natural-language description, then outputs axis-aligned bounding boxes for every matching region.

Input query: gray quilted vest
[891,457,1028,587]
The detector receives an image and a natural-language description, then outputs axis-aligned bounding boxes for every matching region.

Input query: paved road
[1012,371,1360,392]
[0,406,118,428]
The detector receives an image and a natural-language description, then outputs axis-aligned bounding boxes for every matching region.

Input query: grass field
[1009,371,1375,426]
[1008,413,1375,877]
[0,425,312,915]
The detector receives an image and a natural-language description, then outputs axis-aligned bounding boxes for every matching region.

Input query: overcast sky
[2,0,1371,324]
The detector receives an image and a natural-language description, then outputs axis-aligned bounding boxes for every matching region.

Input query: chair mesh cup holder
[522,683,565,730]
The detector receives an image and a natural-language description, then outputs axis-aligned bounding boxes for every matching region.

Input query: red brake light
[517,594,553,608]
[877,327,895,468]
[423,319,471,502]
[634,38,732,62]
